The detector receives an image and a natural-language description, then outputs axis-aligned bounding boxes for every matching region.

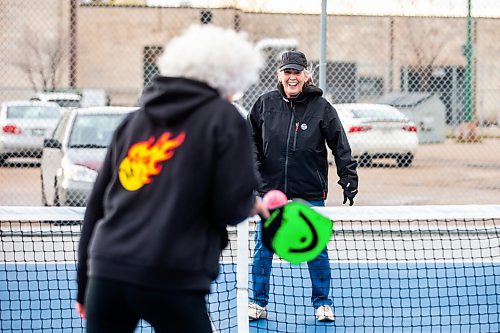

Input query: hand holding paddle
[261,190,333,264]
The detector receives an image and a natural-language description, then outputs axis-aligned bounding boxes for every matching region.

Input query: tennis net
[1,205,499,333]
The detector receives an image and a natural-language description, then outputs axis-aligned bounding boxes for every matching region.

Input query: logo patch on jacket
[118,132,186,191]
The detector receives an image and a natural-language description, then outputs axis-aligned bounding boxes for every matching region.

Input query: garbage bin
[378,92,446,143]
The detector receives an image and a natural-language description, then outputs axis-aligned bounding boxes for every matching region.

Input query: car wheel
[40,175,48,206]
[358,154,372,167]
[54,180,61,206]
[397,153,413,168]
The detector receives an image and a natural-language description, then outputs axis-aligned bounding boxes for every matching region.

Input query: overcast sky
[146,0,500,17]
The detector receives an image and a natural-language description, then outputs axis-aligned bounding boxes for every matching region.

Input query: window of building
[358,76,384,98]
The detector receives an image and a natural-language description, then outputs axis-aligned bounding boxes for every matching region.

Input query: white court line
[3,259,500,265]
[329,259,500,264]
[1,261,78,265]
[208,259,500,265]
[209,315,217,333]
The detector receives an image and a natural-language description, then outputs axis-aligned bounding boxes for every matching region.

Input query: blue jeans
[250,200,333,308]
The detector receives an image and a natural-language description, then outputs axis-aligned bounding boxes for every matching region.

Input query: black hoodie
[77,77,259,303]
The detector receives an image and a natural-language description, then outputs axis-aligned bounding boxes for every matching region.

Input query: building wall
[77,6,238,104]
[1,2,498,121]
[0,0,71,100]
[476,18,500,122]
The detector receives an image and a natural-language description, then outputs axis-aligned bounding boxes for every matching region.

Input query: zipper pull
[295,122,299,133]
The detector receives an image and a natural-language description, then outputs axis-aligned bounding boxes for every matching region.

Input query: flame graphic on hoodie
[118,132,186,191]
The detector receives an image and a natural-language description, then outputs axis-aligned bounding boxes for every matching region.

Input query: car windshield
[7,105,60,119]
[351,108,407,121]
[69,114,126,147]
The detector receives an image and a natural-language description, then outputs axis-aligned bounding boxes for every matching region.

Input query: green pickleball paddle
[262,201,333,264]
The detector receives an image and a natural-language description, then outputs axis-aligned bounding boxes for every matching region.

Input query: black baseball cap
[279,51,307,71]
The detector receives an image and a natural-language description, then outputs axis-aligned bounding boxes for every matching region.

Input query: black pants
[85,277,212,333]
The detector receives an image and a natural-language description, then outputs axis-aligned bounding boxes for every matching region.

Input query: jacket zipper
[293,122,298,150]
[292,102,305,151]
[316,170,327,199]
[284,100,295,194]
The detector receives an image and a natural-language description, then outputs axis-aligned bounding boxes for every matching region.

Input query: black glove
[343,184,358,206]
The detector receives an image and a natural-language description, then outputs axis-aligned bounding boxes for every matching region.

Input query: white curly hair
[157,24,263,98]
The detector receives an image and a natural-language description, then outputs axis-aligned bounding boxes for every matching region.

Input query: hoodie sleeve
[212,112,260,226]
[247,97,264,173]
[322,102,359,190]
[76,140,114,304]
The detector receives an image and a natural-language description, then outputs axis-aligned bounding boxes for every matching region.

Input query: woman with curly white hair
[157,24,262,100]
[76,24,268,332]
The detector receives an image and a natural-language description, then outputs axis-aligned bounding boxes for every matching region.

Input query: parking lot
[0,138,499,207]
[328,138,500,206]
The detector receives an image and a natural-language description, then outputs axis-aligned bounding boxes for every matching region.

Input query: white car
[233,102,249,118]
[30,92,81,108]
[41,106,137,206]
[331,103,419,167]
[0,101,62,164]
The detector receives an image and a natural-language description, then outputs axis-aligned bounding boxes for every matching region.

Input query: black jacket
[248,84,358,200]
[77,77,259,304]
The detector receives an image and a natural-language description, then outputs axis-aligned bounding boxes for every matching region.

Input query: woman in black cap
[247,50,359,322]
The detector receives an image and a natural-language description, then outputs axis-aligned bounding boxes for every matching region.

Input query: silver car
[0,101,62,164]
[233,102,249,118]
[41,106,137,206]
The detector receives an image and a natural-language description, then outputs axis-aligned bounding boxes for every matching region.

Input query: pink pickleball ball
[262,190,288,210]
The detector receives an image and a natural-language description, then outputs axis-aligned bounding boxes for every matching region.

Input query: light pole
[319,0,327,93]
[458,0,480,142]
[464,0,472,122]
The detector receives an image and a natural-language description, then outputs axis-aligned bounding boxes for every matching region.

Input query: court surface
[1,262,499,333]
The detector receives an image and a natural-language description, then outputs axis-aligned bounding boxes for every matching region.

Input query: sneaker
[315,305,335,322]
[248,302,267,320]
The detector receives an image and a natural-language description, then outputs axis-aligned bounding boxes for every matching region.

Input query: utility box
[378,92,446,143]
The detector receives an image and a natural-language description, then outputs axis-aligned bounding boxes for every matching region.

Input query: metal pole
[464,0,472,122]
[69,0,77,88]
[236,221,249,333]
[472,19,477,120]
[388,17,394,93]
[319,0,327,93]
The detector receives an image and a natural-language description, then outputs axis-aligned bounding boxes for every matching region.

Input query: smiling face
[279,69,308,98]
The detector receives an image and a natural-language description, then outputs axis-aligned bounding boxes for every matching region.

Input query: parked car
[31,92,82,108]
[41,106,137,206]
[330,103,418,167]
[233,102,249,118]
[0,101,62,164]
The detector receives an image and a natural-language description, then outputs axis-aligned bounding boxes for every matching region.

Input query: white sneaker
[315,305,335,322]
[248,302,267,320]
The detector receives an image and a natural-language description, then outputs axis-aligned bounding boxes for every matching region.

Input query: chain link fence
[0,0,499,206]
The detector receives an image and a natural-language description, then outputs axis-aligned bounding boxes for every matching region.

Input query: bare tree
[13,26,67,92]
[398,17,451,92]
